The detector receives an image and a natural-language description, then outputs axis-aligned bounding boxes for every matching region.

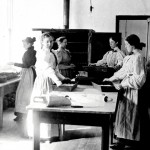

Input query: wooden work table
[0,77,20,128]
[27,85,118,150]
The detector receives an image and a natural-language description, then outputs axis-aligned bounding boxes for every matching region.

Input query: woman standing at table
[27,32,70,139]
[89,36,125,71]
[56,36,77,79]
[88,36,125,84]
[8,37,36,122]
[103,34,146,149]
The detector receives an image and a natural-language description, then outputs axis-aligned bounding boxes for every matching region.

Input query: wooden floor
[0,108,145,150]
[0,108,107,150]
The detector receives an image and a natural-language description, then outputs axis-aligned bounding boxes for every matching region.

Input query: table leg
[59,124,65,141]
[101,123,109,150]
[109,114,116,144]
[33,111,40,150]
[0,88,4,128]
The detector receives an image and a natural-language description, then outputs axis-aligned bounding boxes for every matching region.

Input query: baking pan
[92,81,117,92]
[53,81,78,92]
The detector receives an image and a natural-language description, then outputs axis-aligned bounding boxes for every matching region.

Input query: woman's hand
[70,64,75,67]
[88,63,96,66]
[7,62,14,65]
[113,83,122,90]
[62,78,71,84]
[103,78,110,82]
[96,63,107,67]
[114,65,121,71]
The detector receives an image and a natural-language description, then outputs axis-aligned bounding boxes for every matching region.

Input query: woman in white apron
[27,32,70,140]
[103,34,146,149]
[8,37,36,122]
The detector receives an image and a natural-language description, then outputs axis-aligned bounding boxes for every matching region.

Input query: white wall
[2,0,150,65]
[69,0,150,32]
[12,0,150,34]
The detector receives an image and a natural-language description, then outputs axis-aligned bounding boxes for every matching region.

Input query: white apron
[15,68,34,114]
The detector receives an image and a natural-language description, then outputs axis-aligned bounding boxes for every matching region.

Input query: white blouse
[96,47,125,68]
[35,48,65,86]
[110,50,146,89]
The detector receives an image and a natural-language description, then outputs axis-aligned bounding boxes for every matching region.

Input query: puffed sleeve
[14,50,36,68]
[96,51,109,66]
[45,67,63,87]
[46,52,65,86]
[55,66,66,80]
[36,50,63,87]
[57,50,63,64]
[121,55,146,89]
[116,51,125,67]
[109,57,128,81]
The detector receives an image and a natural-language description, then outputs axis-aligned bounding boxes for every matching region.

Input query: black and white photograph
[0,0,150,150]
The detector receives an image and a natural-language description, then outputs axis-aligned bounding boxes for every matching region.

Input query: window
[0,0,63,69]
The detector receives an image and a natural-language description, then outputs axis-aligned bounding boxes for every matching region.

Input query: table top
[0,77,20,88]
[27,85,118,114]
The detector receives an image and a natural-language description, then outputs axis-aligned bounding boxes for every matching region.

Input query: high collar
[113,47,119,52]
[27,46,35,51]
[57,47,65,51]
[111,47,119,52]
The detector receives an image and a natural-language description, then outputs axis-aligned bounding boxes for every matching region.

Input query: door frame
[116,15,150,33]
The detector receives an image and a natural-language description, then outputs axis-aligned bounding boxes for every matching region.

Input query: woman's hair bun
[32,37,36,42]
[125,34,146,50]
[56,36,66,43]
[22,37,36,44]
[139,42,146,49]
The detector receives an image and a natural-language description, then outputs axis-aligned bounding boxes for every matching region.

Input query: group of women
[103,34,147,149]
[88,36,125,83]
[8,33,76,137]
[8,32,149,149]
[92,34,148,149]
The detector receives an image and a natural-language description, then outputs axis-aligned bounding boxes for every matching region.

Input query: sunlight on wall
[11,0,63,63]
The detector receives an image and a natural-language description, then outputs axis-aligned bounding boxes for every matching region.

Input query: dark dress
[14,46,36,115]
[56,48,77,79]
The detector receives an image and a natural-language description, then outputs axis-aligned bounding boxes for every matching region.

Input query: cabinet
[32,28,94,70]
[32,28,122,72]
